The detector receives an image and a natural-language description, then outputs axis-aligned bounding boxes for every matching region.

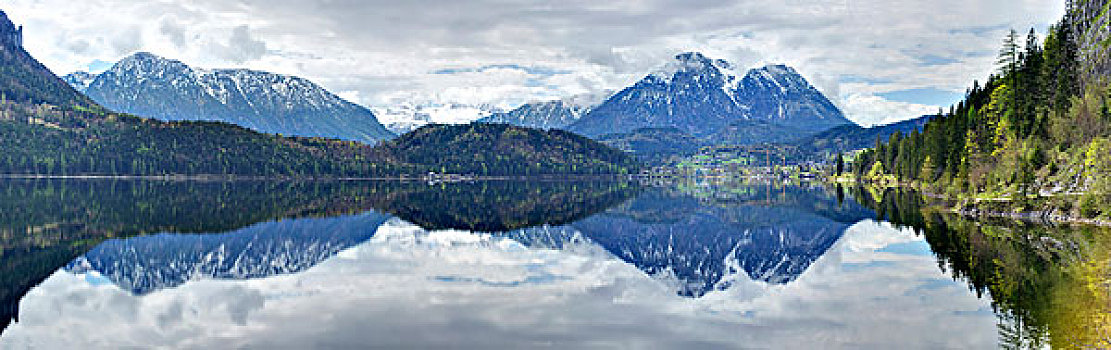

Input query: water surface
[0,179,1105,349]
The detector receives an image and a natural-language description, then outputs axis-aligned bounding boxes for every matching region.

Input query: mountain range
[0,8,636,178]
[64,53,395,144]
[474,53,856,160]
[62,50,858,156]
[565,53,851,142]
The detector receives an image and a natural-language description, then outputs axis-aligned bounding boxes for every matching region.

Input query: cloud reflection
[1,219,996,349]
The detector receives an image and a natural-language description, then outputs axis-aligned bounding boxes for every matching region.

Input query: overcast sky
[5,0,1063,126]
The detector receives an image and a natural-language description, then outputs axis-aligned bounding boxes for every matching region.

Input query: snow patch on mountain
[68,52,395,144]
[61,71,96,93]
[569,52,851,141]
[374,103,502,135]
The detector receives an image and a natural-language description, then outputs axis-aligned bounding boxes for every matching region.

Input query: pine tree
[998,29,1021,79]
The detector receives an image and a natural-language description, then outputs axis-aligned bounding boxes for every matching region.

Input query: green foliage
[0,43,99,111]
[854,187,1111,348]
[0,107,397,177]
[854,14,1111,215]
[365,180,641,232]
[378,123,640,176]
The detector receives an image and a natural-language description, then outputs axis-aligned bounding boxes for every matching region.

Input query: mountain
[0,11,404,177]
[373,102,502,135]
[476,93,607,130]
[376,123,641,176]
[68,52,394,144]
[567,52,852,144]
[568,52,749,138]
[733,64,848,133]
[792,115,934,159]
[477,100,588,129]
[60,71,95,93]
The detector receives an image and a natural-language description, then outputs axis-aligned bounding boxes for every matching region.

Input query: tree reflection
[853,186,1111,349]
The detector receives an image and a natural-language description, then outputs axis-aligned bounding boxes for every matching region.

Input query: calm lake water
[0,179,1107,349]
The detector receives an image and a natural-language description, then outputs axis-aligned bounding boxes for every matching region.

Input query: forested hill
[0,10,637,177]
[377,123,640,176]
[852,0,1111,219]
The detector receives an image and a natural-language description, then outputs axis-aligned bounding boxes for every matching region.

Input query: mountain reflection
[66,213,391,295]
[0,179,398,332]
[0,179,640,333]
[6,180,1107,347]
[506,183,876,296]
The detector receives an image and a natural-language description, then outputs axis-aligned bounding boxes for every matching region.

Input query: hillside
[0,11,98,110]
[854,1,1111,220]
[596,127,705,164]
[66,53,395,144]
[793,115,933,159]
[378,123,640,176]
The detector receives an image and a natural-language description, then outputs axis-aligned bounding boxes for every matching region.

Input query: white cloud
[3,0,1061,125]
[843,93,940,127]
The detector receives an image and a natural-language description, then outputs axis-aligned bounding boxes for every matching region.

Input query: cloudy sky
[5,0,1063,126]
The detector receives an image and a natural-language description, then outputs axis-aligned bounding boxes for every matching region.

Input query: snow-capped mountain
[568,52,852,144]
[476,93,608,130]
[61,71,95,93]
[735,64,847,133]
[374,102,502,135]
[476,92,609,130]
[64,52,395,144]
[66,212,391,295]
[477,100,589,130]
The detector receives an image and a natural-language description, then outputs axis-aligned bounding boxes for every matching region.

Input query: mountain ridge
[66,52,395,144]
[566,52,853,143]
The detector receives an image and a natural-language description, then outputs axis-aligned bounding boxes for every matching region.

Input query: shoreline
[840,177,1111,228]
[0,174,639,182]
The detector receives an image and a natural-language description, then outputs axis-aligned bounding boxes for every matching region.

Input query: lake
[0,179,1106,349]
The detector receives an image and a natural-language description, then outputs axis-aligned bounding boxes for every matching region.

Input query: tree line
[851,5,1111,218]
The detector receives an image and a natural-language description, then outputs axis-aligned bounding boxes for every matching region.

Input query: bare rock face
[1071,0,1111,84]
[0,10,21,49]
